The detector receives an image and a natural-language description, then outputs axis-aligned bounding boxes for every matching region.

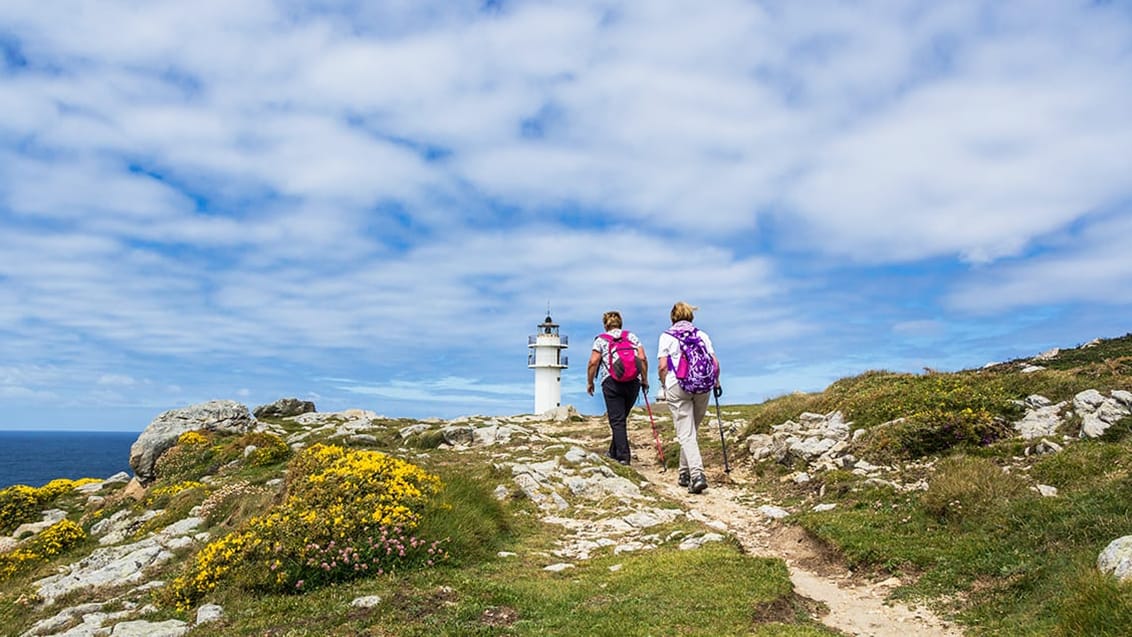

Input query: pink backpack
[598,331,642,383]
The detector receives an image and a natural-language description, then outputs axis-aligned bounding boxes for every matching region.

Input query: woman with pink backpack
[657,302,722,494]
[586,310,649,465]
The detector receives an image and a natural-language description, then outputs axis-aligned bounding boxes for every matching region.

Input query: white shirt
[657,324,714,390]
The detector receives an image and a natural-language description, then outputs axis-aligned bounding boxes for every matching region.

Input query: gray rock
[440,425,475,446]
[678,532,725,550]
[35,518,204,604]
[398,424,430,439]
[252,398,315,419]
[13,509,66,539]
[1112,390,1132,409]
[1014,400,1066,440]
[195,604,224,624]
[129,400,255,484]
[1075,390,1132,438]
[349,596,382,609]
[109,619,188,636]
[758,505,790,520]
[1098,536,1132,582]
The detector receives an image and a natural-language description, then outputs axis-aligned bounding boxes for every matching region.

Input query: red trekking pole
[642,387,666,471]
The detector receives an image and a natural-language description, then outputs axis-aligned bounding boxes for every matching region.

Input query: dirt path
[568,414,964,636]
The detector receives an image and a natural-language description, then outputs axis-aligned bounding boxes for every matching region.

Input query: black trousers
[602,376,640,464]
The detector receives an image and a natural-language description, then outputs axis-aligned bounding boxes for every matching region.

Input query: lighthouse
[528,313,568,414]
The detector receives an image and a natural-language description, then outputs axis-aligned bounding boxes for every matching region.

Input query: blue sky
[2,1,1131,431]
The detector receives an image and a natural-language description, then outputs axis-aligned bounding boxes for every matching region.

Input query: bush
[0,479,98,534]
[861,408,1015,462]
[920,455,1030,524]
[0,519,86,581]
[197,481,276,529]
[167,444,448,609]
[154,431,218,484]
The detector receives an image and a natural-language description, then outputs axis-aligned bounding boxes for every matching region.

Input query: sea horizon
[0,430,137,489]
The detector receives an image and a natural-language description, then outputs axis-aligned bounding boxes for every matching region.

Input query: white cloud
[947,214,1132,313]
[1,0,1131,424]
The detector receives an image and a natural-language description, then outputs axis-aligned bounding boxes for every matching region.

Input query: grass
[185,543,834,636]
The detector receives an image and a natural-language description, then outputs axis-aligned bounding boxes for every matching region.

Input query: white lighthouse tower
[528,313,568,414]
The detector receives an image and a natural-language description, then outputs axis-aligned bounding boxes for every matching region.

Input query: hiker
[586,310,648,465]
[657,302,721,494]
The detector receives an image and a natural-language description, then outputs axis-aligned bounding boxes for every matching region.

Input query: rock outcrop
[253,397,316,419]
[1074,390,1132,438]
[129,400,256,484]
[1098,536,1132,583]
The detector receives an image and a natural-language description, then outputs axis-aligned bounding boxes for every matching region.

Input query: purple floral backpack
[666,326,719,394]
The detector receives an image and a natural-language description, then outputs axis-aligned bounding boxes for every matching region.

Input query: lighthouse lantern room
[529,313,568,414]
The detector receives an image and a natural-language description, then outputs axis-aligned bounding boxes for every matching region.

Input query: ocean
[0,430,138,489]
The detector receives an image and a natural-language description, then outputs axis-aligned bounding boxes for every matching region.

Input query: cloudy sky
[2,0,1131,431]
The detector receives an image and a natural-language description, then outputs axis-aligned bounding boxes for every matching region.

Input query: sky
[2,0,1131,431]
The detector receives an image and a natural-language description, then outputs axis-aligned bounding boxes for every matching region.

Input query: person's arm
[586,350,601,396]
[657,355,668,387]
[636,344,649,390]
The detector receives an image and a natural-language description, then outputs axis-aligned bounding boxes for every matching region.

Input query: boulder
[129,400,256,484]
[1098,536,1132,582]
[1074,390,1132,438]
[253,398,316,419]
[1013,396,1066,440]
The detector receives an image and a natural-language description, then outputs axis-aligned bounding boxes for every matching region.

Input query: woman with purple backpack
[586,310,649,465]
[657,302,721,494]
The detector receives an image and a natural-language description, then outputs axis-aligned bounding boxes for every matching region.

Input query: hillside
[2,333,1131,636]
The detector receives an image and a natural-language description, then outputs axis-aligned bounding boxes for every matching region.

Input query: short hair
[602,311,623,330]
[670,301,697,324]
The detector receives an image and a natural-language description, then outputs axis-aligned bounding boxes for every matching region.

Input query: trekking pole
[641,386,666,471]
[712,387,731,474]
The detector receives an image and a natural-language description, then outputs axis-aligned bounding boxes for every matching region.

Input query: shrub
[146,481,207,506]
[858,408,1015,461]
[154,431,218,484]
[240,432,292,466]
[920,455,1030,524]
[0,479,99,534]
[197,481,276,528]
[0,519,86,581]
[167,444,448,609]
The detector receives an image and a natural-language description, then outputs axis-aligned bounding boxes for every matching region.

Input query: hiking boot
[688,473,708,494]
[677,469,690,487]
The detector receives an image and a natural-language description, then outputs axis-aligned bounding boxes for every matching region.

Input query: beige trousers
[665,380,710,475]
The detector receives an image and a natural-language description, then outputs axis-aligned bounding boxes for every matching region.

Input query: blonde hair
[602,311,623,330]
[670,301,697,324]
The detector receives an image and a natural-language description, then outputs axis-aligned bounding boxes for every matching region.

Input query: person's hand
[641,381,650,393]
[587,382,595,396]
[713,384,723,398]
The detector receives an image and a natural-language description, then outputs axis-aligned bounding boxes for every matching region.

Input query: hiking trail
[554,413,963,637]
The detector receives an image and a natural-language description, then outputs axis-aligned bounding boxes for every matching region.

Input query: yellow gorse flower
[168,444,446,607]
